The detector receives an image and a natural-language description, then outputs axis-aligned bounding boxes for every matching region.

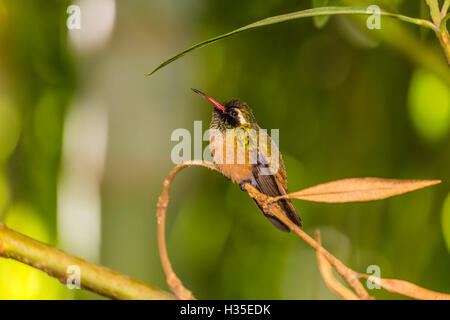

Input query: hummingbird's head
[191,88,256,130]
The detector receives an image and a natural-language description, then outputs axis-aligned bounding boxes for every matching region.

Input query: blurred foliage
[442,193,450,253]
[408,69,450,143]
[0,0,449,300]
[0,0,75,299]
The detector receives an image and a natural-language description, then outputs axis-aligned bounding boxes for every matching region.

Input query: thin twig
[156,160,217,300]
[426,0,441,26]
[358,274,450,300]
[442,0,450,18]
[315,231,360,300]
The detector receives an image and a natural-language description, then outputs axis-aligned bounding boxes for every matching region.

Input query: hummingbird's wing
[250,132,302,231]
[252,161,303,232]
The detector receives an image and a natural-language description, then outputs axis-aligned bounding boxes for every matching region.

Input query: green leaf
[146,6,435,76]
[312,0,340,28]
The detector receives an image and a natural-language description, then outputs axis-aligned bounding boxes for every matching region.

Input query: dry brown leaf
[360,275,450,300]
[281,177,441,203]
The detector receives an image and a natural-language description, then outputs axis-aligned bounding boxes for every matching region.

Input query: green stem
[442,0,450,17]
[0,223,174,300]
[426,0,441,25]
[439,31,450,65]
[437,5,450,66]
[441,13,450,30]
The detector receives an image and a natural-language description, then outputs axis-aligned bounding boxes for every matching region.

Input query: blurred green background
[0,0,449,299]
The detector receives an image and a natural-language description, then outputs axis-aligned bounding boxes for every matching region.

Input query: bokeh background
[0,0,449,299]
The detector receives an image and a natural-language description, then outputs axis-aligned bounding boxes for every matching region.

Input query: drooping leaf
[146,7,434,76]
[286,177,441,203]
[312,0,340,28]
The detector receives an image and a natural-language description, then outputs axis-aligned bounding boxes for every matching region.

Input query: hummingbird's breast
[209,133,254,184]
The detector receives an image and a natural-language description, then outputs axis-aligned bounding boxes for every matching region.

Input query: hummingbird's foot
[239,180,257,191]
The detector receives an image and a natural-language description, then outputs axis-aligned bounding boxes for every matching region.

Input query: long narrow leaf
[147,6,435,76]
[279,177,441,203]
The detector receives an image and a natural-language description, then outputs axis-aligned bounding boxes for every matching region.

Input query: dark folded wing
[251,165,302,231]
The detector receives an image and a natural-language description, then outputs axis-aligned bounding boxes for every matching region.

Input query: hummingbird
[192,88,302,232]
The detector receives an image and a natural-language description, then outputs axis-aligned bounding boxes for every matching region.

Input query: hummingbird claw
[239,180,257,191]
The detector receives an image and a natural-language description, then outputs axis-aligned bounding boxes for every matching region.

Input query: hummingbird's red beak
[191,88,225,112]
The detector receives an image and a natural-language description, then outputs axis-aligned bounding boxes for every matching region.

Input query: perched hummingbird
[192,88,302,232]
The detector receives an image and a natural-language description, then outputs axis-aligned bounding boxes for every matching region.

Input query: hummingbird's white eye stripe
[237,110,247,125]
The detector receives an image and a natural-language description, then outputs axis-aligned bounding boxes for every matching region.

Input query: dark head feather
[211,99,257,130]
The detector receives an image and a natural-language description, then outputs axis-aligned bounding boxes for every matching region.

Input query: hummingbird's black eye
[230,110,238,117]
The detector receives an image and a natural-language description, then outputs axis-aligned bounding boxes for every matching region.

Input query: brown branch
[157,161,449,300]
[245,183,372,300]
[247,183,450,300]
[0,223,174,300]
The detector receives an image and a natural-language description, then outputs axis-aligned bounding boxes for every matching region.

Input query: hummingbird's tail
[252,197,302,232]
[280,198,303,228]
